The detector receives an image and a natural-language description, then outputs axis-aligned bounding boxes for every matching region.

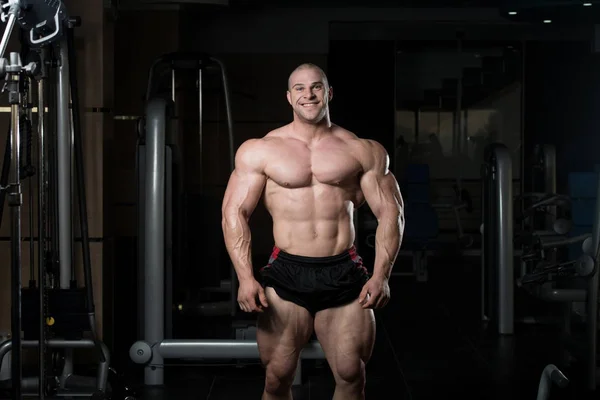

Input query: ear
[328,86,333,102]
[286,90,292,105]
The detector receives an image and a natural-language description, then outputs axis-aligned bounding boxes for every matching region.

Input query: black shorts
[259,245,370,315]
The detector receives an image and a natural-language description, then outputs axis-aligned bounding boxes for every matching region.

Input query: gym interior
[1,0,600,399]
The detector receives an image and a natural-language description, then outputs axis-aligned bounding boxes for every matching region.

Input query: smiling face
[286,64,333,125]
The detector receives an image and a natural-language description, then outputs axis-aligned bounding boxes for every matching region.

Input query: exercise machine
[0,1,132,398]
[481,143,514,335]
[535,364,569,400]
[518,145,598,392]
[482,143,600,391]
[131,52,326,387]
[137,52,236,328]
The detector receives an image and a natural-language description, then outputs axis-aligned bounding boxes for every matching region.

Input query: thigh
[314,300,376,377]
[257,287,314,369]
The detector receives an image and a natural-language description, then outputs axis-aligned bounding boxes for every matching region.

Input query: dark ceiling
[228,0,504,6]
[223,0,600,23]
[228,0,597,7]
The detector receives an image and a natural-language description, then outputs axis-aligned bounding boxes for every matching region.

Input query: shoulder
[357,138,388,158]
[235,126,290,171]
[357,139,389,173]
[331,126,388,167]
[235,137,270,172]
[329,125,389,169]
[236,138,266,158]
[331,125,387,154]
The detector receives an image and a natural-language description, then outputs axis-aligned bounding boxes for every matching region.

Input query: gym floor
[128,254,597,400]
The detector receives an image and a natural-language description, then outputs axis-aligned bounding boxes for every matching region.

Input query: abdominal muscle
[264,182,360,257]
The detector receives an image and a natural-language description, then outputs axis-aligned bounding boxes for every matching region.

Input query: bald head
[287,63,329,90]
[286,63,333,125]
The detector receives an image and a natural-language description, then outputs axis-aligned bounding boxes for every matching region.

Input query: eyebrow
[292,81,324,88]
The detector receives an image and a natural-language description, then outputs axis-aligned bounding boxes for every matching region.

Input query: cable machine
[0,1,133,398]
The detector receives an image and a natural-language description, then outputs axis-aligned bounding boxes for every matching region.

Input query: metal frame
[0,339,110,396]
[536,364,568,400]
[0,5,111,398]
[481,143,514,335]
[57,37,72,291]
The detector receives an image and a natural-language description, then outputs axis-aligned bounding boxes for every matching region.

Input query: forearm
[222,211,255,282]
[372,211,403,280]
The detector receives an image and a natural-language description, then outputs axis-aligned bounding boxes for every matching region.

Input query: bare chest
[265,145,362,188]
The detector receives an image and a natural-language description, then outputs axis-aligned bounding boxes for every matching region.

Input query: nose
[305,89,316,99]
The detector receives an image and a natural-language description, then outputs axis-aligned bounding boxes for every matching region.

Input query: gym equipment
[535,364,568,400]
[137,52,237,326]
[132,53,326,386]
[0,1,134,398]
[517,146,598,392]
[518,202,600,391]
[483,143,600,391]
[481,143,514,335]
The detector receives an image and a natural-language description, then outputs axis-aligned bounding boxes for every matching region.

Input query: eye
[313,84,322,90]
[295,87,303,92]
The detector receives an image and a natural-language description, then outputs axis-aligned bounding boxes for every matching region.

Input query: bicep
[222,139,268,219]
[222,168,267,219]
[359,139,403,218]
[360,171,403,219]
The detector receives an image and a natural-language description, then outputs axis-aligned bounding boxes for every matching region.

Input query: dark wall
[524,40,600,193]
[328,40,396,157]
[328,40,396,264]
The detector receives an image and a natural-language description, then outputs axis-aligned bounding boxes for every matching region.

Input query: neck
[292,110,332,140]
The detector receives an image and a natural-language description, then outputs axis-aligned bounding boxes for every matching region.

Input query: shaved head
[287,63,329,90]
[285,63,333,126]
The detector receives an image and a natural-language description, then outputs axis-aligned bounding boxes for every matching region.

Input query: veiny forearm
[372,210,403,280]
[222,210,254,282]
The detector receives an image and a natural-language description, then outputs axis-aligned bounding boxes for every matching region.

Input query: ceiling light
[543,19,552,23]
[583,3,592,6]
[508,11,517,15]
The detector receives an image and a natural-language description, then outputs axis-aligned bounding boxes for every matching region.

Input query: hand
[358,276,390,309]
[237,278,269,313]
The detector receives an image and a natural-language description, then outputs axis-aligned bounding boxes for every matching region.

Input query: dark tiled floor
[2,255,597,399]
[115,254,599,399]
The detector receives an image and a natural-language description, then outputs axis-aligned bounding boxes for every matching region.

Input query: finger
[358,286,369,304]
[248,298,262,313]
[238,301,247,313]
[362,292,378,309]
[258,287,269,308]
[253,296,266,312]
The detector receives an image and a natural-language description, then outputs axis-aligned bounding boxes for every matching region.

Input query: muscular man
[221,63,404,400]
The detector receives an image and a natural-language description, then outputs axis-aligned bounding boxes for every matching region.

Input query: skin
[222,64,405,400]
